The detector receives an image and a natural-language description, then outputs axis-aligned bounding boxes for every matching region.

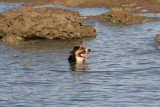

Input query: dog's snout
[88,49,91,52]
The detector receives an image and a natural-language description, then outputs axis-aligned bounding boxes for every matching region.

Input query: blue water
[1,2,160,107]
[33,4,109,17]
[0,2,23,13]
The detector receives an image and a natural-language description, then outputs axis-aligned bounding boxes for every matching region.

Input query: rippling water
[1,2,160,106]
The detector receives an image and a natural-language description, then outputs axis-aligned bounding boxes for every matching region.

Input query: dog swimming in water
[68,45,91,63]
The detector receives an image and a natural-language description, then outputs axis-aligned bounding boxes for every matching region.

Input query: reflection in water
[2,38,95,52]
[0,37,95,71]
[69,62,89,71]
[1,2,160,107]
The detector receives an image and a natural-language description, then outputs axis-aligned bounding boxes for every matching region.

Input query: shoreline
[0,0,160,13]
[0,0,160,44]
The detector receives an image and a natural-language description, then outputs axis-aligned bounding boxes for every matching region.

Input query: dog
[68,45,91,63]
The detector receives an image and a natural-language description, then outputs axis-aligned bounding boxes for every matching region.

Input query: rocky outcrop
[87,10,146,25]
[1,0,160,13]
[98,10,146,24]
[0,6,96,42]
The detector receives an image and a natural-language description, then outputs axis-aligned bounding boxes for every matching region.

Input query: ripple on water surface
[1,2,160,107]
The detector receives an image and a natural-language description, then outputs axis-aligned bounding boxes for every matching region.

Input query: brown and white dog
[68,45,91,63]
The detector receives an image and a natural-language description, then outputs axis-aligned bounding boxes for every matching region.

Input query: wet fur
[68,45,90,63]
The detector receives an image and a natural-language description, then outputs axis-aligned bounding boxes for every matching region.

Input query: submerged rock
[154,34,160,42]
[156,45,160,49]
[154,34,160,50]
[0,6,96,42]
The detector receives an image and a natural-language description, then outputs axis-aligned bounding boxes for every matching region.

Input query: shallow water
[33,4,109,17]
[1,2,160,107]
[0,2,23,13]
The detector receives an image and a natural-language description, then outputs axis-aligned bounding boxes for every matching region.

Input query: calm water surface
[1,2,160,107]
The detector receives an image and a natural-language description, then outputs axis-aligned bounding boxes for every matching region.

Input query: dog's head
[69,45,91,62]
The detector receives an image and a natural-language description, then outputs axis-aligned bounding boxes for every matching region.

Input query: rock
[2,35,24,44]
[1,0,160,13]
[156,45,160,49]
[86,10,160,24]
[111,8,123,12]
[154,34,160,42]
[97,10,146,25]
[0,6,96,42]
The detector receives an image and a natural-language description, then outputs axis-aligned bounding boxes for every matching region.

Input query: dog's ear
[70,46,80,55]
[73,46,80,50]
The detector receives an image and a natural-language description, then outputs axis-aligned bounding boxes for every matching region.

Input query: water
[33,4,109,17]
[1,2,160,107]
[0,2,23,13]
